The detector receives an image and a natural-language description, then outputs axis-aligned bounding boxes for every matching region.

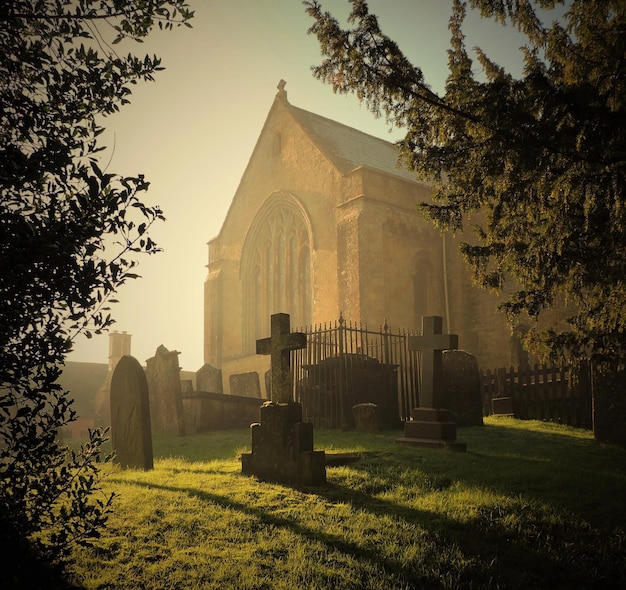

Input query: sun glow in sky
[67,0,533,371]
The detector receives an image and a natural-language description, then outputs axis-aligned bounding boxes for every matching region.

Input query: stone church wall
[205,89,559,394]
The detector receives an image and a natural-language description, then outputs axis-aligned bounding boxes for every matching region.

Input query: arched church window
[242,197,313,351]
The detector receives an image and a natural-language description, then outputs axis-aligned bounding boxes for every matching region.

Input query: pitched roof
[288,102,421,182]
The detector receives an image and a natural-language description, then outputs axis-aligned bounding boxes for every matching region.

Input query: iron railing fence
[292,315,420,428]
[289,316,593,430]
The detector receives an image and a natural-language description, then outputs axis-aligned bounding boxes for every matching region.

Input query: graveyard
[61,312,623,589]
[6,4,626,590]
[66,419,625,589]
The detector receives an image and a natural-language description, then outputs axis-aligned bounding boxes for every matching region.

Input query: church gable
[215,84,345,251]
[205,82,524,394]
[215,80,425,251]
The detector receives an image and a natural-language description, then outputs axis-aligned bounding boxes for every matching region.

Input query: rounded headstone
[441,350,484,427]
[110,355,154,470]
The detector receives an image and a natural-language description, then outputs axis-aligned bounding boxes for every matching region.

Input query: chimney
[108,331,132,371]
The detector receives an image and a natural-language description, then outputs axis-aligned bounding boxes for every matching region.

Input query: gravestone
[110,355,153,470]
[491,396,514,417]
[256,314,308,403]
[352,403,380,432]
[397,316,467,451]
[196,363,223,393]
[241,313,326,485]
[491,367,514,417]
[230,371,261,398]
[264,369,271,398]
[145,345,185,436]
[441,350,484,427]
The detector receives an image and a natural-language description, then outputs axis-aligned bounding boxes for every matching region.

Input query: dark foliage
[305,0,626,361]
[0,0,193,583]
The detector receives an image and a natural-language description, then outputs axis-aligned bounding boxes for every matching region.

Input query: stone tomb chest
[299,354,400,429]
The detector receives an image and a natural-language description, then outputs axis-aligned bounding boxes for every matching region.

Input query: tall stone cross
[256,313,307,403]
[409,316,458,409]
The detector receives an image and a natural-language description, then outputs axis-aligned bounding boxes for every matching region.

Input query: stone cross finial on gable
[409,316,458,409]
[256,313,306,403]
[276,79,287,102]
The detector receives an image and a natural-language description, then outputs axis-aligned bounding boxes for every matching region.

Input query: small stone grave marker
[110,355,153,470]
[352,403,380,432]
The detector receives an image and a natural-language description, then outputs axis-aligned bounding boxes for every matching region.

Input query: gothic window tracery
[243,199,312,350]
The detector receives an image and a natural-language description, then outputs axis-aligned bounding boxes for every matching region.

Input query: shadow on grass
[103,421,626,588]
[109,464,620,590]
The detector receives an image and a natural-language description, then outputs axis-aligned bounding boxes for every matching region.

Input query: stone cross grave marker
[409,316,458,408]
[256,313,307,403]
[110,355,153,470]
[243,312,325,484]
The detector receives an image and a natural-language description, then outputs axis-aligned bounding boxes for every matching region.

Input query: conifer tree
[305,0,626,360]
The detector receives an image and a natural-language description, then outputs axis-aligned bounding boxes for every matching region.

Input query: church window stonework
[242,195,312,351]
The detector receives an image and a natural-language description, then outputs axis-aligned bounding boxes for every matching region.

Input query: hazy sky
[67,0,537,371]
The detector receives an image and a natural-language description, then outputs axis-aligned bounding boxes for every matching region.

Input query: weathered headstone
[491,367,514,417]
[397,316,467,451]
[491,396,514,417]
[110,355,153,470]
[241,313,326,484]
[145,345,186,436]
[229,371,261,398]
[196,363,223,393]
[441,350,484,427]
[352,403,380,432]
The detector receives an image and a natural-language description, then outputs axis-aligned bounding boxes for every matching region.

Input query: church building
[204,81,520,395]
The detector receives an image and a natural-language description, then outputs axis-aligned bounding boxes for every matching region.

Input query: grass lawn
[68,418,626,589]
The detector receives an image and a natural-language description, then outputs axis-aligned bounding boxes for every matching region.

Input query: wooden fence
[292,315,420,428]
[479,363,592,428]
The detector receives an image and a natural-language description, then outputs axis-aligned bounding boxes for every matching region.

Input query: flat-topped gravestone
[229,371,261,398]
[241,313,326,485]
[397,316,466,451]
[196,363,223,393]
[110,355,153,470]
